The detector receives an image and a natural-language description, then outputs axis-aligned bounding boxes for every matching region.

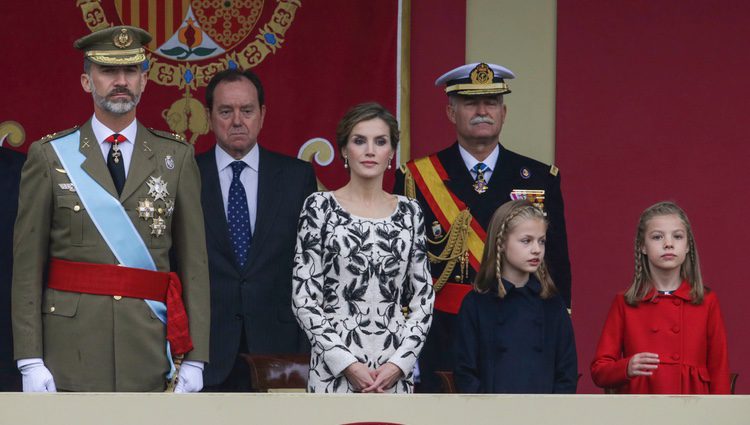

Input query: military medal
[150,216,166,237]
[164,199,175,217]
[58,183,76,192]
[111,143,122,164]
[165,155,175,170]
[137,199,155,219]
[147,176,169,201]
[472,163,489,194]
[432,220,443,238]
[510,189,547,214]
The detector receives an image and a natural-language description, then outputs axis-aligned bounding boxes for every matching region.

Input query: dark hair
[335,102,399,156]
[205,68,265,111]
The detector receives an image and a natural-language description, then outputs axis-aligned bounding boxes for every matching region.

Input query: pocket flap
[42,289,81,318]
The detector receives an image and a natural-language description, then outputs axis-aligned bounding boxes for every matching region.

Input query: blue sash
[50,131,175,377]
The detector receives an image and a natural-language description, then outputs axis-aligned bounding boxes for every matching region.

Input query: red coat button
[673,299,682,306]
[651,327,659,333]
[672,326,680,333]
[672,353,680,360]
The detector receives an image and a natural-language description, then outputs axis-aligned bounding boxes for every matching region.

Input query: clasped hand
[343,362,403,393]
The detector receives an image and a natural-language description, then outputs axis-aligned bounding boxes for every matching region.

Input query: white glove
[18,358,57,392]
[174,360,204,393]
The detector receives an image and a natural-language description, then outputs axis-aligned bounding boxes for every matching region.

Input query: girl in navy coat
[453,200,577,393]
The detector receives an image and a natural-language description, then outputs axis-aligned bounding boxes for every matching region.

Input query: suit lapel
[120,123,155,202]
[78,120,119,198]
[245,147,282,271]
[199,149,235,263]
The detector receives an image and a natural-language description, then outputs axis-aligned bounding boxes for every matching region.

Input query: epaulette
[147,127,186,143]
[549,164,559,176]
[38,126,79,144]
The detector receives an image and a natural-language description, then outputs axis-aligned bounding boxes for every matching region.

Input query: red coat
[591,281,730,394]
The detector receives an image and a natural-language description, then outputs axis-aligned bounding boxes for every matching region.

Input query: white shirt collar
[458,143,500,172]
[91,114,137,145]
[215,143,259,173]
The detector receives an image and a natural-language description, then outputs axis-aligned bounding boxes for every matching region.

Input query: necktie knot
[105,133,125,144]
[230,161,247,180]
[472,162,489,178]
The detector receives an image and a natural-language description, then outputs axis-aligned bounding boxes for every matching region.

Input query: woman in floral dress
[292,103,434,393]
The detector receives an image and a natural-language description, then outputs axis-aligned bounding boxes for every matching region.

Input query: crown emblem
[470,63,494,85]
[113,28,133,49]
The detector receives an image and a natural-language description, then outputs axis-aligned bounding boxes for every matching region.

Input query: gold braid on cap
[404,166,471,291]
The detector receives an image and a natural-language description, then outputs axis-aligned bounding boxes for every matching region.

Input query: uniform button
[234,314,243,320]
[672,326,680,333]
[672,353,680,361]
[454,275,462,282]
[113,295,122,300]
[73,205,81,212]
[673,299,682,306]
[240,279,247,286]
[50,306,56,313]
[651,327,659,333]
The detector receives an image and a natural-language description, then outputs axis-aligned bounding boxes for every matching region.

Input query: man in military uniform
[394,62,572,392]
[12,26,209,392]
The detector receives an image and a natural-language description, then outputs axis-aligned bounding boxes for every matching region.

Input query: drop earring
[344,156,349,169]
[387,157,393,169]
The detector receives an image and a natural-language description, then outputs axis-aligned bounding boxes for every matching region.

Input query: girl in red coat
[591,202,730,394]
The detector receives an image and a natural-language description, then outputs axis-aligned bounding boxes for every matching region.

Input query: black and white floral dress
[292,192,434,393]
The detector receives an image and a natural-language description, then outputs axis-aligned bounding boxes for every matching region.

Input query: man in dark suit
[394,62,572,392]
[0,144,25,391]
[198,69,317,391]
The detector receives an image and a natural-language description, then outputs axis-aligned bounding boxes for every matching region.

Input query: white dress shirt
[214,144,258,232]
[458,143,500,181]
[91,114,137,177]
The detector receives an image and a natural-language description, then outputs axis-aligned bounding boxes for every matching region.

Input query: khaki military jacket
[12,119,209,391]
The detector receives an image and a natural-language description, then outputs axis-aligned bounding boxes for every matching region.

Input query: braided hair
[474,200,556,299]
[625,201,704,305]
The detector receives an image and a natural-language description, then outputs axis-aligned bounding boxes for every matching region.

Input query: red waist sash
[47,258,193,356]
[434,281,473,315]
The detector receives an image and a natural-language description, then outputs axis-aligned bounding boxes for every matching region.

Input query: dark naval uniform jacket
[393,142,572,391]
[11,119,210,392]
[197,146,316,387]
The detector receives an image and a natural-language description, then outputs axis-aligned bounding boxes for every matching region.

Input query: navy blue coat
[453,277,577,393]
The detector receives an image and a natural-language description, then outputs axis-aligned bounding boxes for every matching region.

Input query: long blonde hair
[474,200,556,299]
[625,201,704,305]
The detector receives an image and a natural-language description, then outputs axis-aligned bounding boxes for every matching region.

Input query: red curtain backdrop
[557,0,750,393]
[0,1,408,191]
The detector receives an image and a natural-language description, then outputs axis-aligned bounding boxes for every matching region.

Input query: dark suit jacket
[197,146,317,386]
[0,146,25,390]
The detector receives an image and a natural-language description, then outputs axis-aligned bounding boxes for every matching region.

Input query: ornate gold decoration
[76,0,110,32]
[78,0,301,90]
[297,137,334,191]
[470,63,494,85]
[113,28,133,48]
[162,92,210,145]
[0,121,25,147]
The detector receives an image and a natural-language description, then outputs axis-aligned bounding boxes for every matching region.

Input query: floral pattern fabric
[292,192,434,393]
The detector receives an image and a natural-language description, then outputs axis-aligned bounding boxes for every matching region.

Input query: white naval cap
[435,62,515,96]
